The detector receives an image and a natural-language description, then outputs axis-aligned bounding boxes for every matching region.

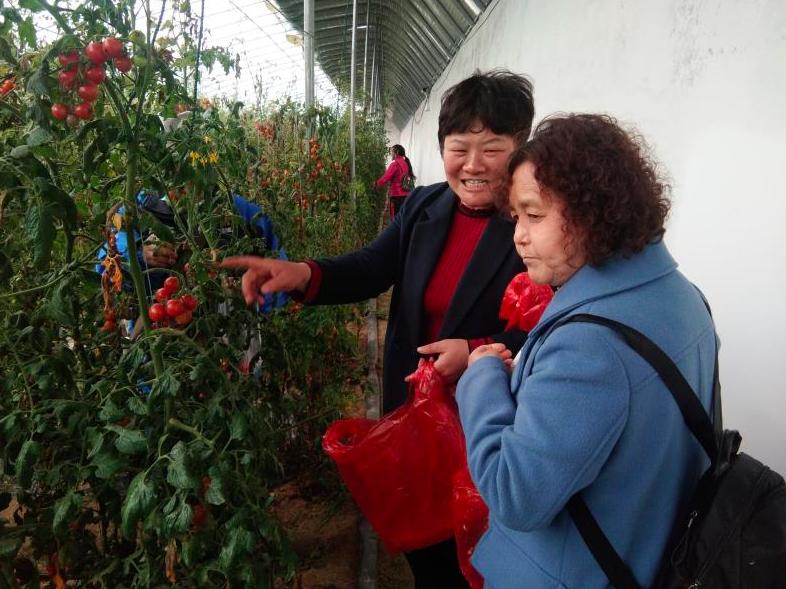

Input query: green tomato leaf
[26,126,51,148]
[0,536,22,559]
[120,472,156,538]
[229,413,248,441]
[52,489,82,534]
[108,426,148,455]
[205,466,226,505]
[127,395,149,416]
[98,399,125,422]
[166,441,197,490]
[91,451,126,479]
[18,16,37,49]
[163,498,193,536]
[14,440,41,489]
[24,200,56,268]
[151,369,180,399]
[218,527,254,572]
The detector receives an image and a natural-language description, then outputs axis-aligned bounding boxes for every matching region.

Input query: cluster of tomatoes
[0,78,15,96]
[50,37,133,124]
[147,276,199,327]
[255,120,276,140]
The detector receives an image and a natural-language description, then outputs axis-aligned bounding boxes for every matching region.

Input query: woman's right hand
[468,343,513,370]
[220,257,311,306]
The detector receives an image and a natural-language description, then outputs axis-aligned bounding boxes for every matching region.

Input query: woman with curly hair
[456,114,716,588]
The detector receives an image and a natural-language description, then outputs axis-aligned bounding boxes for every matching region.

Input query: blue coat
[312,182,527,413]
[456,240,716,588]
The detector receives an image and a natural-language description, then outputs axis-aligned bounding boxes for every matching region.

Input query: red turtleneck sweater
[422,203,493,345]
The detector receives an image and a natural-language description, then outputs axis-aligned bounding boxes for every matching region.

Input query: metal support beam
[362,0,370,107]
[350,0,358,206]
[304,0,314,109]
[369,40,376,114]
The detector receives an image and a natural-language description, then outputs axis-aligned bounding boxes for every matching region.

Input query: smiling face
[442,125,516,210]
[509,161,586,287]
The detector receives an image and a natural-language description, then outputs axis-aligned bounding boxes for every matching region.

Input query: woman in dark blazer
[224,70,535,588]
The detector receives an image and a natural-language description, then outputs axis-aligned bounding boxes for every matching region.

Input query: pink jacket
[375,155,410,197]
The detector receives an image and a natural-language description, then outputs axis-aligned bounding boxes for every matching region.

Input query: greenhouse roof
[272,0,496,127]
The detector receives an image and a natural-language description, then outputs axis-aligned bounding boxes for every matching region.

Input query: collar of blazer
[402,186,515,340]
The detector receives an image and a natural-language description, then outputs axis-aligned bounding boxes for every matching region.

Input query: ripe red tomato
[73,102,93,120]
[58,50,80,66]
[174,310,192,326]
[113,56,133,73]
[102,37,124,59]
[77,83,99,102]
[0,80,13,95]
[84,41,107,64]
[180,294,198,311]
[163,276,180,295]
[85,65,106,84]
[154,287,169,303]
[148,302,166,322]
[58,69,78,90]
[51,103,69,120]
[192,503,207,528]
[165,298,185,318]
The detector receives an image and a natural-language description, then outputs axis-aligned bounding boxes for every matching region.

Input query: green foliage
[0,0,388,585]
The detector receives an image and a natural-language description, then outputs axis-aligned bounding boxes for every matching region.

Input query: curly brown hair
[507,114,671,266]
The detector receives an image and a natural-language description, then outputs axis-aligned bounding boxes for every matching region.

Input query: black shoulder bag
[555,314,786,589]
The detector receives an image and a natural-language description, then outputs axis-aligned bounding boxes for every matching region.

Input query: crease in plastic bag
[499,272,554,332]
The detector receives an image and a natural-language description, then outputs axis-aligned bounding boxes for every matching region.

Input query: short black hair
[438,69,535,151]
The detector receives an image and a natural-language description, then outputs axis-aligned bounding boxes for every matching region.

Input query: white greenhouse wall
[394,0,786,474]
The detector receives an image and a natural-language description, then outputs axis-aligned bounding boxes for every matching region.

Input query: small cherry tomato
[199,475,211,497]
[58,69,78,90]
[154,287,169,303]
[73,102,93,120]
[102,37,124,59]
[85,65,106,84]
[192,503,207,528]
[180,294,198,311]
[165,298,185,318]
[115,56,135,73]
[51,103,69,120]
[163,276,180,295]
[84,41,107,64]
[174,310,192,326]
[148,302,166,322]
[58,50,80,66]
[77,82,99,102]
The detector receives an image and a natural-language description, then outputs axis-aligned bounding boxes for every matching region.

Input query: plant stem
[122,146,164,380]
[167,417,214,448]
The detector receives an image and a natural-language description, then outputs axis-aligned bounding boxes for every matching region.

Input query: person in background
[376,144,415,218]
[223,69,535,588]
[97,190,288,311]
[457,113,715,588]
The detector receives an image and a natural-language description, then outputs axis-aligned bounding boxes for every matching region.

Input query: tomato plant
[0,0,387,585]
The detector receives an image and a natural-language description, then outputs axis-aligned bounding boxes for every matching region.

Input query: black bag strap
[552,313,719,589]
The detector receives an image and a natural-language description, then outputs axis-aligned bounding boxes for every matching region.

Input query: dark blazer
[313,182,527,413]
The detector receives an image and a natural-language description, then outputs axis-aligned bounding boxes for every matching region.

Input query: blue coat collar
[534,239,677,333]
[511,240,677,391]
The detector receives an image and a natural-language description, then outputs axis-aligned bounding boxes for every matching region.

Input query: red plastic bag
[452,467,488,589]
[499,272,554,332]
[322,359,467,553]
